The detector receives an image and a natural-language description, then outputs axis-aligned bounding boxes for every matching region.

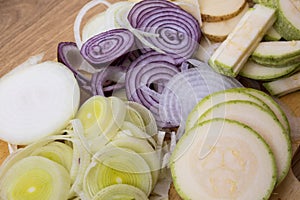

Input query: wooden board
[0,0,300,199]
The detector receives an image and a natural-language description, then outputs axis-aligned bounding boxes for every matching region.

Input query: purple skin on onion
[128,0,201,65]
[125,51,180,128]
[80,28,135,68]
[57,42,93,94]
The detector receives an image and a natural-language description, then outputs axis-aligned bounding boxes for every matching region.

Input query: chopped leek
[0,156,71,200]
[92,184,148,200]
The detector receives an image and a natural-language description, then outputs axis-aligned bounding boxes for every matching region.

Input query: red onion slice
[91,66,126,96]
[125,51,180,127]
[128,1,201,65]
[159,62,243,128]
[80,28,135,68]
[127,0,179,28]
[57,42,93,93]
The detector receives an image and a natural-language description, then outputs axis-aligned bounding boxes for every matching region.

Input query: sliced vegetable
[202,3,249,42]
[74,0,112,49]
[126,101,158,139]
[158,62,242,129]
[197,100,291,184]
[251,53,300,66]
[80,28,135,68]
[263,71,300,96]
[274,0,300,40]
[209,4,276,77]
[264,26,282,41]
[128,0,201,64]
[252,40,300,62]
[199,0,247,22]
[125,51,180,127]
[30,141,73,171]
[82,12,108,43]
[91,66,126,96]
[0,156,71,200]
[92,184,148,200]
[171,119,276,200]
[0,61,80,145]
[240,59,300,80]
[83,146,152,198]
[109,136,160,188]
[242,88,291,133]
[185,87,271,131]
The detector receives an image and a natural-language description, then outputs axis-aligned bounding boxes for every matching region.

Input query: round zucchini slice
[171,119,277,200]
[197,100,291,184]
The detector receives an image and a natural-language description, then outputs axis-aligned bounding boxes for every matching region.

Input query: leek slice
[76,95,112,139]
[83,146,152,198]
[109,136,161,188]
[0,156,71,200]
[92,184,148,200]
[126,101,158,140]
[116,121,157,149]
[125,104,147,132]
[30,141,73,171]
[76,96,125,142]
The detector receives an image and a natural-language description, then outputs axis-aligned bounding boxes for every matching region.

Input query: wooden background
[0,0,300,199]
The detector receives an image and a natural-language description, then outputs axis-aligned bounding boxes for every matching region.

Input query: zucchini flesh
[209,4,276,77]
[198,100,291,184]
[263,71,300,96]
[171,119,276,200]
[242,89,291,132]
[240,60,300,80]
[252,41,300,61]
[274,0,300,40]
[185,88,271,131]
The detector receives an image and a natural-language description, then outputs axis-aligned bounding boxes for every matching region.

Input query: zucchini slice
[252,41,300,62]
[240,59,299,80]
[274,0,300,40]
[186,88,271,131]
[209,4,276,77]
[171,119,276,200]
[197,100,291,184]
[263,71,300,96]
[242,88,290,133]
[264,26,282,41]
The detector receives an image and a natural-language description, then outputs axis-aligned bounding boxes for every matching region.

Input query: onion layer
[80,28,135,68]
[128,0,201,64]
[125,51,180,127]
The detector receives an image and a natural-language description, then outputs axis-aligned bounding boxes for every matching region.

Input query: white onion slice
[0,61,80,145]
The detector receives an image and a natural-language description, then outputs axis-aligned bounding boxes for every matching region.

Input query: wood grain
[0,0,300,199]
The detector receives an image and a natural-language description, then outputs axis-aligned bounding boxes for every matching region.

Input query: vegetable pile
[0,0,300,199]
